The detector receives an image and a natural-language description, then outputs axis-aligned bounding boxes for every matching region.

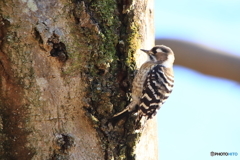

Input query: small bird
[112,45,175,123]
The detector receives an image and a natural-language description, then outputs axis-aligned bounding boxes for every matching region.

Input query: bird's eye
[151,47,158,54]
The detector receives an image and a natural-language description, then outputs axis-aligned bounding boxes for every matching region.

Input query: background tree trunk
[0,0,156,159]
[156,39,240,83]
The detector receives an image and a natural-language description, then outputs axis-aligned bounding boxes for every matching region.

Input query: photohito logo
[210,151,238,156]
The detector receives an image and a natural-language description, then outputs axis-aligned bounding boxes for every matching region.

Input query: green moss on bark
[1,0,144,159]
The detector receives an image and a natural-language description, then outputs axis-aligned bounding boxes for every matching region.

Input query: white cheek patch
[156,48,163,53]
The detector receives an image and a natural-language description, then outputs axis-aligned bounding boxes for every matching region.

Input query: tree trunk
[156,39,240,83]
[0,0,156,159]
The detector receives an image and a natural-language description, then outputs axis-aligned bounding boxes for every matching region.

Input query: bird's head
[140,45,175,68]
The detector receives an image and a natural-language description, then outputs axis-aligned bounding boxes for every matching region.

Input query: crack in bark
[47,33,68,62]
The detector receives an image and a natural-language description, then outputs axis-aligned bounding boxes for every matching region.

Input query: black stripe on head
[151,46,170,54]
[159,46,169,53]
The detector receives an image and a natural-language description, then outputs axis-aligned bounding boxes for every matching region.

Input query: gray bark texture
[0,0,156,159]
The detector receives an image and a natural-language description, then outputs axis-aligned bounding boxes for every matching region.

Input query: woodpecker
[112,45,175,123]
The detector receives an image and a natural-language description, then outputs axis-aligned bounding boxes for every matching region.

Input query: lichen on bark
[70,0,141,159]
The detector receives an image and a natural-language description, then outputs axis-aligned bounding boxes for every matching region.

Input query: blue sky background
[155,0,240,159]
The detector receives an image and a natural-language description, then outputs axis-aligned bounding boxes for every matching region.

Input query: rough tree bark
[0,0,156,159]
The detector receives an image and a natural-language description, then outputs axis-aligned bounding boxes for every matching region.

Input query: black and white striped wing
[139,64,174,119]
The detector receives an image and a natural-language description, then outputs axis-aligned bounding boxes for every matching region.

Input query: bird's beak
[140,49,150,54]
